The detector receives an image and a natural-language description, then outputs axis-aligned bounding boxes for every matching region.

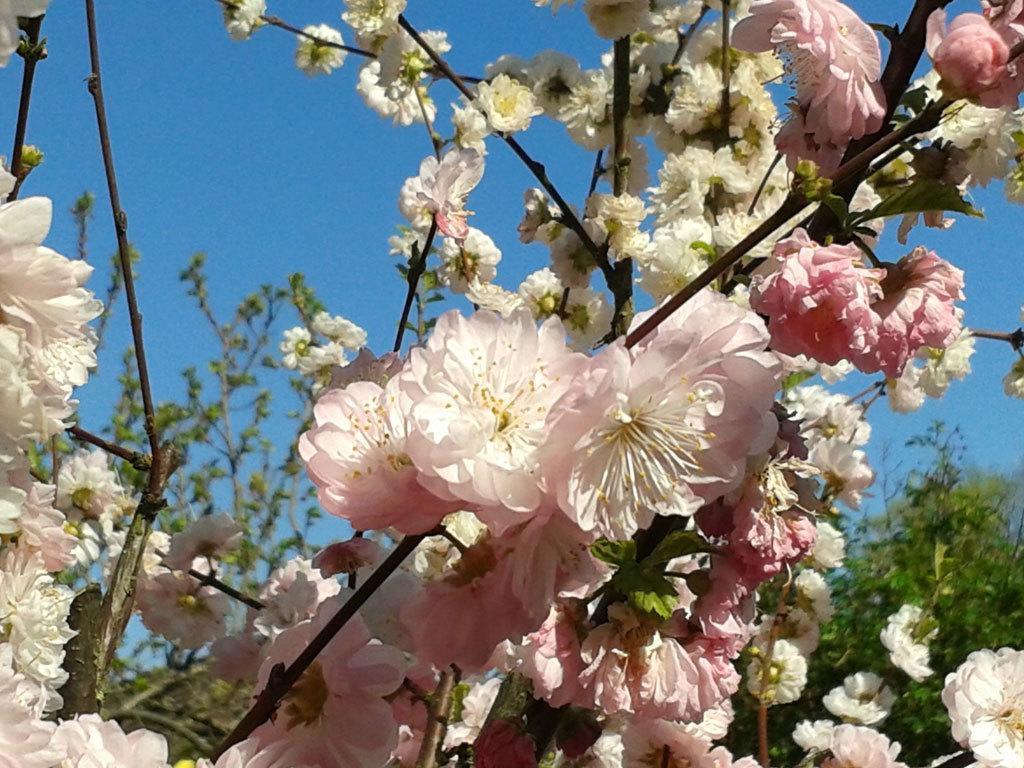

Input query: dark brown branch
[719,0,732,139]
[214,532,428,757]
[625,99,948,349]
[394,220,439,352]
[8,15,45,201]
[68,424,150,469]
[188,565,266,611]
[211,0,482,82]
[806,0,952,239]
[85,0,178,676]
[607,36,635,336]
[971,327,1024,349]
[396,15,604,267]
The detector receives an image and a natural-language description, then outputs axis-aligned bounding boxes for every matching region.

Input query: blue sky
[1,0,1021,525]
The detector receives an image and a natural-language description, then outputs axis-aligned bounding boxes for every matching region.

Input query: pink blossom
[751,229,884,368]
[774,109,846,174]
[541,290,780,540]
[210,633,263,683]
[927,11,1021,108]
[54,714,169,768]
[401,148,485,239]
[515,603,588,707]
[197,739,295,768]
[474,720,537,768]
[300,378,458,534]
[400,539,534,670]
[253,557,341,640]
[579,604,732,721]
[164,512,243,570]
[622,719,737,768]
[861,248,965,377]
[9,475,76,572]
[823,724,907,768]
[0,643,62,768]
[313,537,383,577]
[691,557,757,642]
[491,508,604,622]
[251,595,406,768]
[733,0,885,162]
[136,570,231,649]
[725,484,817,586]
[400,309,581,513]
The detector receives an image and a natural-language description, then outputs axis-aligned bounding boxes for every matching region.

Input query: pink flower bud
[474,720,537,768]
[927,11,1021,107]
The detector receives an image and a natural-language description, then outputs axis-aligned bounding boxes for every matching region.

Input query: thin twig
[8,15,45,201]
[719,0,732,144]
[85,0,178,675]
[213,532,428,756]
[67,424,149,467]
[971,327,1024,349]
[211,0,482,82]
[671,6,709,67]
[756,579,793,768]
[607,36,635,336]
[625,100,949,349]
[394,220,439,352]
[416,666,460,768]
[396,15,604,266]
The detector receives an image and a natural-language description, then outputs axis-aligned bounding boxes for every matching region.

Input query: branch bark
[85,0,181,678]
[57,585,102,717]
[415,666,459,768]
[8,14,45,201]
[213,532,428,757]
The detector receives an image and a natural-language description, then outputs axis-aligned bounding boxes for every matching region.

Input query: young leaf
[850,182,982,225]
[591,538,638,567]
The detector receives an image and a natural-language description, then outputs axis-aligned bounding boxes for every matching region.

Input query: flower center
[71,487,94,512]
[283,662,330,729]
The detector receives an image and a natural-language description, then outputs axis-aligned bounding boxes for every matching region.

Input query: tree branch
[8,14,45,201]
[806,0,952,238]
[57,585,102,717]
[85,0,180,677]
[395,15,605,268]
[606,36,635,337]
[416,666,460,768]
[394,220,439,352]
[67,424,150,469]
[625,99,948,348]
[213,532,428,757]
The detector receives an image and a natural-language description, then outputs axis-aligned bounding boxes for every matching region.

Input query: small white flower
[583,0,650,39]
[518,268,565,319]
[823,672,895,725]
[476,73,542,134]
[1003,358,1024,400]
[295,24,347,76]
[311,312,367,349]
[342,0,406,49]
[811,520,846,570]
[280,326,312,370]
[880,604,936,682]
[438,227,501,293]
[223,0,265,40]
[746,638,808,705]
[793,719,836,753]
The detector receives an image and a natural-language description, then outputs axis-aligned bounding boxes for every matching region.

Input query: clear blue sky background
[1,0,1021,525]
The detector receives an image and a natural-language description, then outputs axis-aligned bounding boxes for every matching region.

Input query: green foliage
[728,426,1024,766]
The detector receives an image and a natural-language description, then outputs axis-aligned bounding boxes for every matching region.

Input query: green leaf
[590,538,637,567]
[613,569,679,620]
[850,182,982,225]
[782,370,815,392]
[821,193,850,226]
[645,530,706,565]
